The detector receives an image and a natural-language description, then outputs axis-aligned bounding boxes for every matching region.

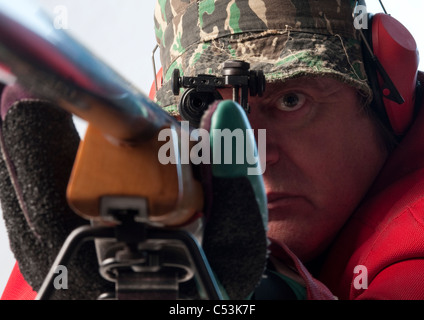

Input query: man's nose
[248,116,279,167]
[264,140,279,166]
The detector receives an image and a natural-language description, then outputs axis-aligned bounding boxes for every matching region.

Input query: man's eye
[277,92,306,111]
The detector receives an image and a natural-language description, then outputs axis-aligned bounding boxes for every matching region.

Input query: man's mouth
[266,192,308,212]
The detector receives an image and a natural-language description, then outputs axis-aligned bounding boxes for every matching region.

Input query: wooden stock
[67,124,204,227]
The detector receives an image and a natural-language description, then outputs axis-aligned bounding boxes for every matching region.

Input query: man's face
[221,77,388,262]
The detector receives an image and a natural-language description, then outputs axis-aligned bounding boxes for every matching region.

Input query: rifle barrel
[0,0,175,142]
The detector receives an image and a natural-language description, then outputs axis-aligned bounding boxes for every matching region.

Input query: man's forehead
[265,77,348,92]
[219,76,349,100]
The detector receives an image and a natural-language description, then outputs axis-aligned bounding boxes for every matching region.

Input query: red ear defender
[371,13,419,135]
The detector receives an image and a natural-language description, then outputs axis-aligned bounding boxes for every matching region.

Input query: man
[1,0,423,300]
[153,0,424,299]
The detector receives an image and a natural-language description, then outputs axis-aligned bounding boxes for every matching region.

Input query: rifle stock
[0,0,204,227]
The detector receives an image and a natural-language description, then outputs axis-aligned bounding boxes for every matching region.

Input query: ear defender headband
[356,2,420,135]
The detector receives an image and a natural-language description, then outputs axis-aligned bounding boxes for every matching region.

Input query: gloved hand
[198,99,269,299]
[0,83,112,299]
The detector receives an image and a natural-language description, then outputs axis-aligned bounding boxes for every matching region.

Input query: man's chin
[266,222,322,263]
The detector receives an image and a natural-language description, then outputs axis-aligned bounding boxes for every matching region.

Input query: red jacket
[1,263,36,300]
[318,72,424,299]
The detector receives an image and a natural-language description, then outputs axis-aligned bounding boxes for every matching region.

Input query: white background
[0,0,423,295]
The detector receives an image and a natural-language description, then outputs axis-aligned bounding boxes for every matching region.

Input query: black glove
[0,84,112,299]
[199,100,269,299]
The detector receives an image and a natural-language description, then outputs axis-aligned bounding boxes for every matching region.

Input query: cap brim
[156,31,372,115]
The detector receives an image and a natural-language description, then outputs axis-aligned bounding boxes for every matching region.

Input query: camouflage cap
[154,0,372,116]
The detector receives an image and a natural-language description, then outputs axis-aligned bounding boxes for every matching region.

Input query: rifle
[0,0,221,300]
[0,0,267,300]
